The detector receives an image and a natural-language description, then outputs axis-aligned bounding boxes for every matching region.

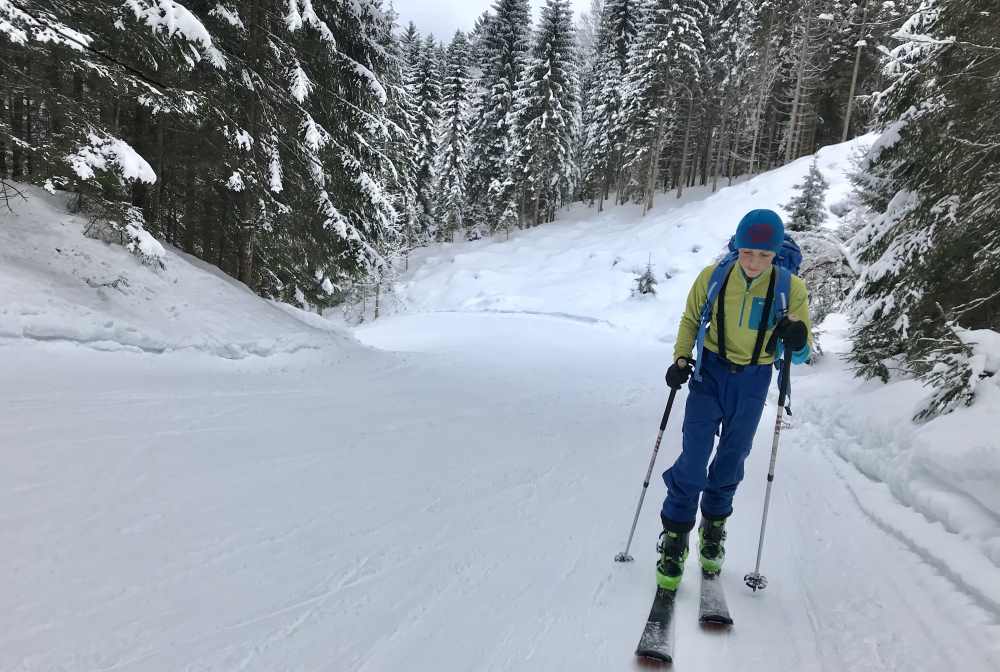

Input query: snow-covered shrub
[632,258,658,297]
[795,231,856,328]
[84,201,166,270]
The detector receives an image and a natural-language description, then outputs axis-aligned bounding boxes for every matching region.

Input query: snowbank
[0,184,352,357]
[795,313,1000,611]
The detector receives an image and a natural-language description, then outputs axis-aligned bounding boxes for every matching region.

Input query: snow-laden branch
[124,0,227,68]
[67,133,157,184]
[1,0,92,49]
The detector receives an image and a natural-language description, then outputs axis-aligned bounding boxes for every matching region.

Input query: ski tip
[698,615,734,628]
[635,650,673,666]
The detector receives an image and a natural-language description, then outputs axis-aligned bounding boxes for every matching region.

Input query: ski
[635,587,677,664]
[698,571,733,626]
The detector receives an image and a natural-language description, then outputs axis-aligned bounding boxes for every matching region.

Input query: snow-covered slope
[390,140,859,340]
[0,185,350,357]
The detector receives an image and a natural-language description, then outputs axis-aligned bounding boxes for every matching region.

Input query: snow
[124,219,167,262]
[125,0,227,68]
[389,139,865,341]
[209,2,244,29]
[67,133,158,184]
[0,184,346,357]
[795,314,1000,601]
[226,170,246,191]
[291,62,314,102]
[0,0,92,49]
[2,138,999,671]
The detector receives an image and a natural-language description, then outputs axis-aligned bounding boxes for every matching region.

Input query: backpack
[691,235,802,383]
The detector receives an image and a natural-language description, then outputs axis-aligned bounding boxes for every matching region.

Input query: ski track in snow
[2,314,998,671]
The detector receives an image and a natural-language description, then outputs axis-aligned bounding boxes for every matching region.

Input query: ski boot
[698,515,728,575]
[656,529,689,591]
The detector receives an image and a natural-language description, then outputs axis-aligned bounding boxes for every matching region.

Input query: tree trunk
[644,108,668,215]
[676,95,695,199]
[712,97,731,193]
[11,86,23,179]
[785,5,814,164]
[842,3,868,142]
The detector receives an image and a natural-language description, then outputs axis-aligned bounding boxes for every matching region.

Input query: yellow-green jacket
[673,263,813,366]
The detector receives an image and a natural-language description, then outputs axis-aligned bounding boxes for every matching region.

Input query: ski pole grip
[777,355,792,408]
[659,388,677,431]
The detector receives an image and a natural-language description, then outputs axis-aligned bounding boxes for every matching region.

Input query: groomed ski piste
[2,138,999,671]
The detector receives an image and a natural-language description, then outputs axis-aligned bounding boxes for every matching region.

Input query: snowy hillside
[0,186,350,358]
[388,141,858,340]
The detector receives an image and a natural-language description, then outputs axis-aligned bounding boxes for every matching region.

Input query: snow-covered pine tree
[2,1,404,307]
[578,0,641,209]
[0,1,219,265]
[708,0,758,190]
[848,0,1000,419]
[783,157,828,231]
[466,0,533,235]
[377,5,419,263]
[435,31,472,241]
[617,0,707,213]
[574,0,603,199]
[467,11,493,76]
[400,21,422,70]
[276,0,402,301]
[511,0,580,226]
[409,34,443,242]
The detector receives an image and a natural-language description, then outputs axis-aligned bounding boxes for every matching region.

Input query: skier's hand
[774,317,808,352]
[665,357,693,390]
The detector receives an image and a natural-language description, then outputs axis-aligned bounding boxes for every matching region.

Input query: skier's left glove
[774,317,808,352]
[665,357,693,390]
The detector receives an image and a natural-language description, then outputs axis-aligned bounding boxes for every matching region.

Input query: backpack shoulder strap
[692,259,736,381]
[774,266,792,317]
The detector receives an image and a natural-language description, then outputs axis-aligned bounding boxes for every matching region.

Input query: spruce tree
[617,0,707,213]
[579,0,641,209]
[783,157,828,231]
[436,31,472,240]
[377,5,419,261]
[512,0,580,226]
[466,0,533,235]
[409,34,443,242]
[848,0,1000,418]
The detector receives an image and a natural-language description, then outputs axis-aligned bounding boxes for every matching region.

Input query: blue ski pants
[661,348,772,526]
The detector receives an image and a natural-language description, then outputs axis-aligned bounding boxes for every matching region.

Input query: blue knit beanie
[734,209,784,253]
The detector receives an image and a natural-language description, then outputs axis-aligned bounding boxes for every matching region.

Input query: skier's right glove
[665,357,693,390]
[774,317,808,352]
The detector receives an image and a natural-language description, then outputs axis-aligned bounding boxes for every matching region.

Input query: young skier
[656,209,812,591]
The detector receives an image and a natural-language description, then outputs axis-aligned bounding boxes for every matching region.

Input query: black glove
[774,317,808,352]
[665,358,693,389]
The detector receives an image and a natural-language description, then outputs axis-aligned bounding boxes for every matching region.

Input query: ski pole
[744,353,793,591]
[615,387,678,563]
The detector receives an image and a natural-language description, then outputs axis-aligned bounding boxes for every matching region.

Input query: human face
[738,248,776,278]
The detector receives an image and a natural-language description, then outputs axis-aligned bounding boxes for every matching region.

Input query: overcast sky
[392,0,593,41]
